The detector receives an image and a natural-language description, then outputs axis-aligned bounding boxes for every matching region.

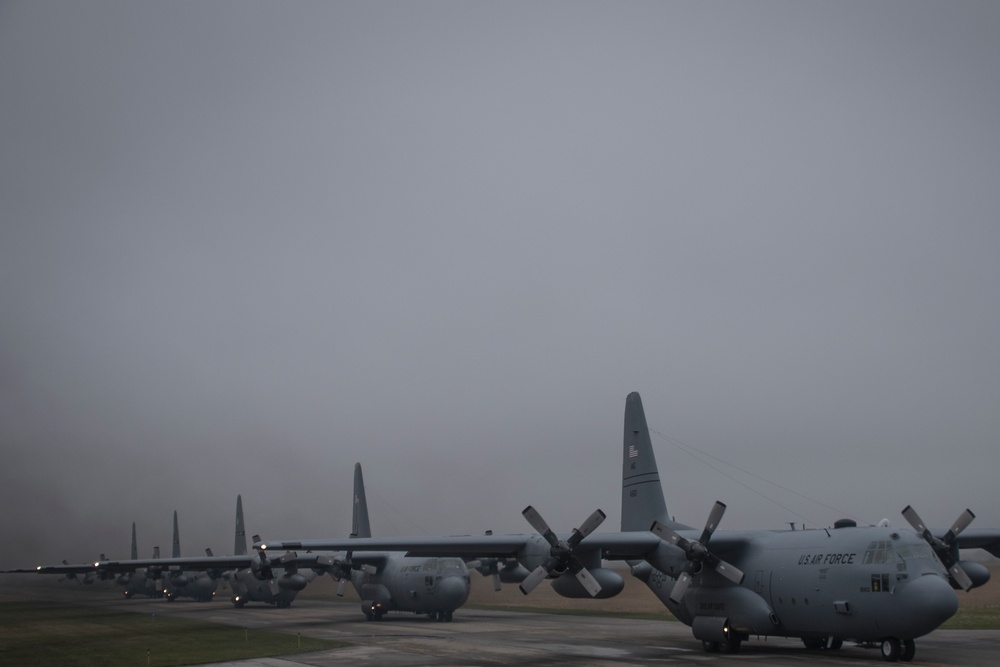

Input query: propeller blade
[360,564,377,575]
[713,558,745,585]
[337,577,349,597]
[945,509,976,542]
[575,509,607,541]
[949,563,974,592]
[651,521,690,550]
[518,565,549,595]
[522,506,558,546]
[573,566,603,597]
[669,571,692,604]
[268,579,280,596]
[902,505,930,537]
[492,572,502,592]
[699,501,727,544]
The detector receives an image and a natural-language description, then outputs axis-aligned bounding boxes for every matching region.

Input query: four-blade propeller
[518,506,606,597]
[902,505,976,591]
[651,500,744,604]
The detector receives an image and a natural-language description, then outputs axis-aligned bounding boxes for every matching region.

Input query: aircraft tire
[802,638,825,650]
[881,637,901,662]
[719,637,741,654]
[701,640,720,653]
[900,639,915,662]
[445,611,453,622]
[828,637,844,650]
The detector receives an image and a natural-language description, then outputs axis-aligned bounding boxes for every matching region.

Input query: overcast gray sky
[2,1,998,566]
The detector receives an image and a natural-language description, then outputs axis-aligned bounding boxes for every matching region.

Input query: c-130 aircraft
[258,392,1000,662]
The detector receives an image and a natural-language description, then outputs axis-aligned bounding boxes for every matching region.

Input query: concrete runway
[112,597,1000,666]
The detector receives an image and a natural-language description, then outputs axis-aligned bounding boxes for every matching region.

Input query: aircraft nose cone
[897,574,958,637]
[435,575,470,609]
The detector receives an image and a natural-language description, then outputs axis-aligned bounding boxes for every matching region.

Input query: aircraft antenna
[649,428,868,527]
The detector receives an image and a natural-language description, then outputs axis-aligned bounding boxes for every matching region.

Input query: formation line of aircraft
[6,393,999,662]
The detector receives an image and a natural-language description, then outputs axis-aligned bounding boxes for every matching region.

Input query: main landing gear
[880,637,916,662]
[701,636,742,653]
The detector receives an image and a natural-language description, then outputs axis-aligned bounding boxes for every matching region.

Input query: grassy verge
[0,601,346,667]
[942,606,1000,630]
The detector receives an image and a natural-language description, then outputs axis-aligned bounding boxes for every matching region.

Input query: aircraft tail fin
[234,495,247,556]
[351,462,372,538]
[172,511,181,558]
[152,546,160,559]
[621,392,673,532]
[130,522,138,560]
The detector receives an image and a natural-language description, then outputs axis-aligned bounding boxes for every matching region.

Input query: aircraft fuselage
[350,554,470,621]
[636,524,959,644]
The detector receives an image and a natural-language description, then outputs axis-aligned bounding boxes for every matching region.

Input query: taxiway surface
[115,597,1000,666]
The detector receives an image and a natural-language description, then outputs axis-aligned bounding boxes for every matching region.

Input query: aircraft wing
[95,555,252,571]
[2,563,99,575]
[954,528,1000,558]
[258,531,665,560]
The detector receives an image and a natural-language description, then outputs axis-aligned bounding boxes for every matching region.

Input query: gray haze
[2,2,998,566]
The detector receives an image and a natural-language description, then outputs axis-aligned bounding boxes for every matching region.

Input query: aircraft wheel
[701,640,720,653]
[445,610,453,622]
[802,638,825,650]
[828,637,843,651]
[364,611,374,621]
[719,637,741,654]
[881,637,901,662]
[374,610,384,621]
[900,639,915,662]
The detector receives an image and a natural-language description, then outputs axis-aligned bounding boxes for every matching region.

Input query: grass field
[0,599,344,667]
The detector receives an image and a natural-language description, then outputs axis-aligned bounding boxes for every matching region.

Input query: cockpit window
[862,540,893,565]
[440,559,465,573]
[895,544,937,562]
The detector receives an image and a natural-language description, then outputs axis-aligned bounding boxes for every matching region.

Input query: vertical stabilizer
[234,495,247,556]
[153,546,160,559]
[621,392,672,532]
[351,462,372,538]
[130,522,138,560]
[172,511,181,558]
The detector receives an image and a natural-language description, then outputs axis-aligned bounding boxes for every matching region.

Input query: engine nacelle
[692,615,733,643]
[550,568,625,599]
[170,573,189,587]
[278,573,308,591]
[117,573,132,586]
[500,563,531,584]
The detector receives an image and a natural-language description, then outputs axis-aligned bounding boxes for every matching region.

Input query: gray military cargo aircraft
[257,392,1000,662]
[255,462,472,621]
[159,511,220,602]
[345,461,472,621]
[227,495,322,607]
[119,523,164,598]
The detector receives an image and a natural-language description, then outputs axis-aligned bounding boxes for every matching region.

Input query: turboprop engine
[551,567,625,599]
[278,572,308,591]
